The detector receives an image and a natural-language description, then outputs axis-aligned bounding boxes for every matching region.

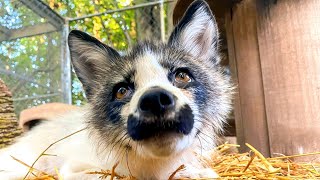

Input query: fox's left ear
[168,0,220,64]
[68,30,120,100]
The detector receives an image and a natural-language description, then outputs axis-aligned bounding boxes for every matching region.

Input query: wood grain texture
[225,12,244,146]
[229,0,270,156]
[256,0,320,160]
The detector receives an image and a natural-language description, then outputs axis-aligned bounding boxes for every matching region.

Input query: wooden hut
[173,0,320,160]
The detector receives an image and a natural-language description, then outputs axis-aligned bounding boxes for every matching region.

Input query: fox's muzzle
[127,87,194,141]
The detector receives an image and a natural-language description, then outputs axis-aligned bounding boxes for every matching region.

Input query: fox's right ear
[68,30,120,100]
[168,0,220,65]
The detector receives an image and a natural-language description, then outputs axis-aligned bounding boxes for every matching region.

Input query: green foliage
[44,0,154,105]
[0,0,65,115]
[45,0,138,49]
[0,0,171,113]
[0,33,62,113]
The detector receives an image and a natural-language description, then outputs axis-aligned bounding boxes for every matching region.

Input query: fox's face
[68,1,232,159]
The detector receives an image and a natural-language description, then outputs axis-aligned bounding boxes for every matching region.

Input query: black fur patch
[104,101,125,124]
[93,81,133,124]
[189,82,208,110]
[127,105,194,141]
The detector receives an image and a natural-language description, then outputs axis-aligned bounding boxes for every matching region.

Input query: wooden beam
[0,68,58,93]
[19,0,65,29]
[0,27,10,38]
[227,0,270,156]
[0,23,57,42]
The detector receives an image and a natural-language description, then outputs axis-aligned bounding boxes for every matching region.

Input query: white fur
[182,7,214,56]
[173,6,220,65]
[131,51,192,113]
[0,108,217,179]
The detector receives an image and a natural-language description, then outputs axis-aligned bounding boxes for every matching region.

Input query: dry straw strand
[15,133,320,180]
[22,128,87,179]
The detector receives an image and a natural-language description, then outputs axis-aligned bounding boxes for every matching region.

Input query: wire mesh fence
[0,0,174,115]
[67,0,174,105]
[0,0,65,115]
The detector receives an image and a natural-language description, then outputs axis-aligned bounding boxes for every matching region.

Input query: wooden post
[256,0,320,160]
[173,0,320,159]
[226,0,270,156]
[230,0,320,160]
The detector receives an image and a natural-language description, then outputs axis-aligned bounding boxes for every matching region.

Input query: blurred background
[0,0,175,115]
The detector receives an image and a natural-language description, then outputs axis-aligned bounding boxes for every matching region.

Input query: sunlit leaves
[0,32,61,113]
[0,0,166,109]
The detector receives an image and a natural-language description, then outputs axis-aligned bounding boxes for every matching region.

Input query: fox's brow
[160,61,174,71]
[122,69,136,84]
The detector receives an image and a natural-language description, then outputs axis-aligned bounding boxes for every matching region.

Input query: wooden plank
[19,0,64,29]
[0,23,57,42]
[0,27,10,38]
[224,118,236,137]
[229,0,270,156]
[225,12,242,142]
[256,0,320,160]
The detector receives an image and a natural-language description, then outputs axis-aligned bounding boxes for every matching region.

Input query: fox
[0,0,233,179]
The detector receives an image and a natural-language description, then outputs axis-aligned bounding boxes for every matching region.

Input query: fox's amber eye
[116,87,128,99]
[175,72,192,83]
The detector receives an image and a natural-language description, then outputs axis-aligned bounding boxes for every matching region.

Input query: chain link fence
[68,0,174,105]
[0,0,66,115]
[0,0,174,115]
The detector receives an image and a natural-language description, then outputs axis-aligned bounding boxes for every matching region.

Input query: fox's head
[68,0,232,159]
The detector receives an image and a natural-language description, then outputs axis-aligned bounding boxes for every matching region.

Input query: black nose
[138,87,175,115]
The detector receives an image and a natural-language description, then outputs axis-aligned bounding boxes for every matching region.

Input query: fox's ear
[68,30,120,100]
[168,0,220,64]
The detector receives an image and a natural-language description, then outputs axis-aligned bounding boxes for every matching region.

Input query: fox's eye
[175,71,192,83]
[116,87,129,100]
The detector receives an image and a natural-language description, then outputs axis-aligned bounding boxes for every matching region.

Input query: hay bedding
[208,143,320,179]
[11,131,320,180]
